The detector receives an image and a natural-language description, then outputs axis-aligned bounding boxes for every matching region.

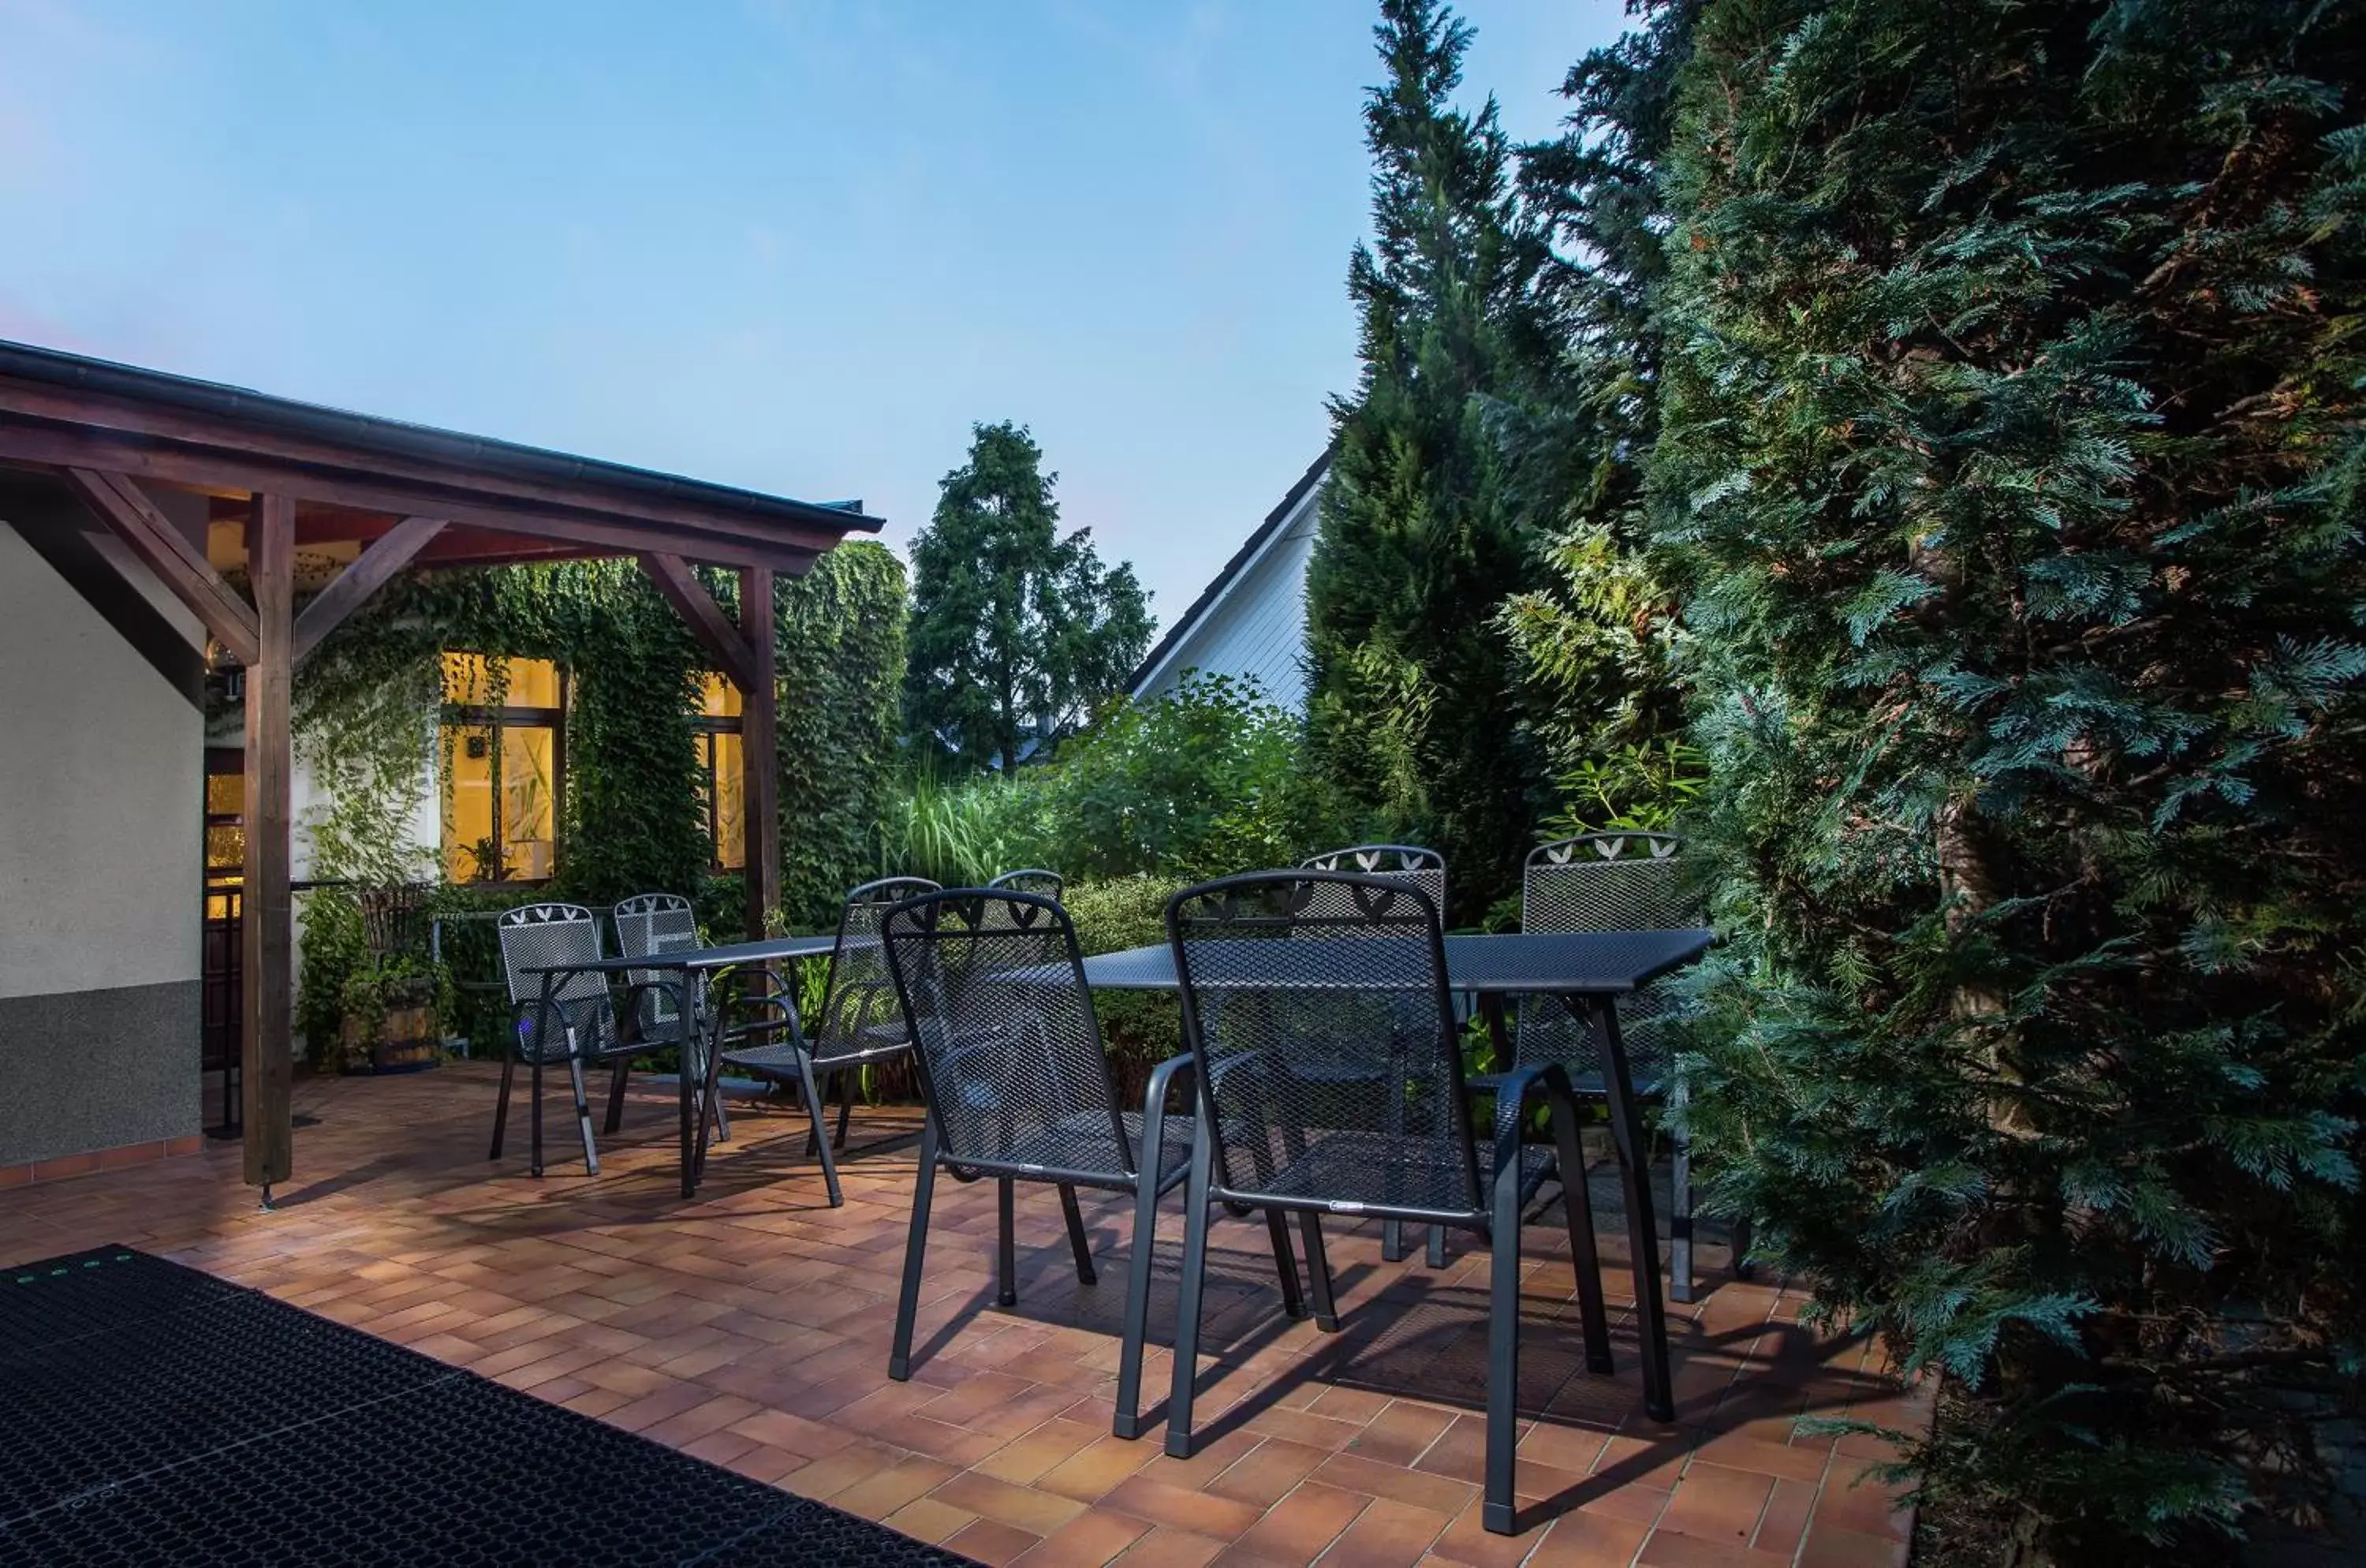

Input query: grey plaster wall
[0,979,201,1164]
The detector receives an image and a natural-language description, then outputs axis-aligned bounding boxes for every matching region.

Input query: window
[694,673,745,871]
[440,653,563,883]
[203,752,244,921]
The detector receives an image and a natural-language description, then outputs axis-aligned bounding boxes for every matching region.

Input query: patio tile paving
[0,1066,1924,1566]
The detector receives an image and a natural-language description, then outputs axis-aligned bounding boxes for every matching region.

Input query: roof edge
[0,338,883,536]
[1125,443,1333,696]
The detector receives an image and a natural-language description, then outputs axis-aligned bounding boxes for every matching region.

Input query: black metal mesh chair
[491,902,616,1177]
[879,887,1217,1439]
[1299,844,1450,1265]
[720,877,939,1199]
[612,893,728,1145]
[1161,871,1610,1535]
[986,868,1064,901]
[1515,832,1737,1301]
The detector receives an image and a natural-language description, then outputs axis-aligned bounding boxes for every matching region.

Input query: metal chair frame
[985,868,1064,900]
[1301,844,1451,1267]
[611,893,733,1147]
[718,877,940,1199]
[1160,871,1609,1536]
[488,902,619,1178]
[1515,832,1745,1301]
[878,887,1231,1440]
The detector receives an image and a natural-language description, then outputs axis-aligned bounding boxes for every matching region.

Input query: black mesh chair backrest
[1299,845,1447,930]
[1519,833,1690,1088]
[612,893,702,1041]
[987,868,1064,901]
[881,889,1134,1180]
[813,877,940,1066]
[1167,871,1479,1215]
[497,902,613,1062]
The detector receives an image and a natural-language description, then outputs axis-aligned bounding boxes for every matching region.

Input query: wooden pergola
[0,339,882,1197]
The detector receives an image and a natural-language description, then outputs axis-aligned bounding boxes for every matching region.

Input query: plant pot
[339,978,442,1075]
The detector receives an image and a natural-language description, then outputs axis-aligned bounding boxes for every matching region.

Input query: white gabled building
[1126,450,1330,713]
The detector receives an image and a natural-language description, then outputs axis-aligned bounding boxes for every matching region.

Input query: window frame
[692,674,746,873]
[440,656,568,886]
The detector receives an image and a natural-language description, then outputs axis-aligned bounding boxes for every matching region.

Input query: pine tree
[1495,1,1700,816]
[905,421,1151,773]
[1305,0,1554,920]
[1654,0,2366,1558]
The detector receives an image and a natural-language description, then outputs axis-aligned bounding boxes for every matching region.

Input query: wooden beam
[0,375,864,552]
[242,491,295,1193]
[739,566,780,939]
[0,427,826,573]
[60,466,260,665]
[640,551,758,692]
[292,514,446,664]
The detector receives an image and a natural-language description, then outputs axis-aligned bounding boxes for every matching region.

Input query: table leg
[693,976,729,1189]
[1595,999,1674,1422]
[1478,992,1513,1072]
[678,974,697,1200]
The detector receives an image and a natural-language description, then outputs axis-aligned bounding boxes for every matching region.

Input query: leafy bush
[1061,875,1186,1099]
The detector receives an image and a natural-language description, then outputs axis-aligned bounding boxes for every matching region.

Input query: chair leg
[804,1067,829,1156]
[708,1067,732,1144]
[1163,1120,1217,1459]
[889,1117,939,1380]
[835,1070,855,1151]
[794,1056,842,1207]
[1732,1216,1756,1281]
[1297,1213,1339,1332]
[489,1055,515,1160]
[1670,1126,1695,1305]
[1483,1152,1526,1536]
[566,1055,600,1175]
[1264,1208,1305,1320]
[604,1058,629,1134]
[1114,1174,1162,1439]
[1382,1218,1406,1263]
[996,1178,1018,1308]
[529,1058,545,1178]
[1427,1225,1448,1269]
[1058,1184,1098,1286]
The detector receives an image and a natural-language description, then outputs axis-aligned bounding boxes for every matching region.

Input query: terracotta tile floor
[0,1067,1924,1567]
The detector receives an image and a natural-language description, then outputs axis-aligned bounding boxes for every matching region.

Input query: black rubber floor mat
[0,1246,974,1568]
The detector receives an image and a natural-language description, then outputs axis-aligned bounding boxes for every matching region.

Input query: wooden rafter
[61,466,260,665]
[640,551,757,692]
[292,514,446,665]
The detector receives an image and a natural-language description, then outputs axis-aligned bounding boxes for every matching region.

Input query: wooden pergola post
[739,566,779,939]
[242,494,295,1196]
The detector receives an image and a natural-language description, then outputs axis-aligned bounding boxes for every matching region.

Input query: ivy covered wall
[297,540,908,928]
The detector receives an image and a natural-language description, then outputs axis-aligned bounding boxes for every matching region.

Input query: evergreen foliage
[1495,2,1697,808]
[1650,0,2366,1556]
[1304,0,1553,920]
[904,421,1151,772]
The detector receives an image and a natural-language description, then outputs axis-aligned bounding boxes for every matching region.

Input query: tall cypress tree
[1655,1,2366,1559]
[1304,0,1552,920]
[1495,1,1700,813]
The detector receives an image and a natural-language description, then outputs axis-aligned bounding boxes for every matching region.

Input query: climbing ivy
[296,540,908,932]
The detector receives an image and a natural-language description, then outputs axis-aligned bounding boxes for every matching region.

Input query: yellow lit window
[696,673,746,871]
[438,655,564,883]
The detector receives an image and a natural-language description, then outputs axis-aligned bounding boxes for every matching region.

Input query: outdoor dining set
[486,836,1737,1536]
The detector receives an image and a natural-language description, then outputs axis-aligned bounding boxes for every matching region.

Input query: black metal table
[524,933,838,1200]
[1073,928,1711,1422]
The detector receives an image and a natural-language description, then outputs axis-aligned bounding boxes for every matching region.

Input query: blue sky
[0,1,1627,626]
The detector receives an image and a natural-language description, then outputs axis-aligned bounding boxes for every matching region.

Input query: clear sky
[0,1,1628,629]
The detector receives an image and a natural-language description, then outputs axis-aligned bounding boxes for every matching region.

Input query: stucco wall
[0,513,204,1163]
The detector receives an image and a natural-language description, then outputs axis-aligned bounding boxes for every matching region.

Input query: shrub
[1061,875,1186,1102]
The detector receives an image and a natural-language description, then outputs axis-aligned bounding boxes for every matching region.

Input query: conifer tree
[1654,1,2366,1558]
[1495,1,1700,812]
[1304,0,1553,919]
[905,422,1150,773]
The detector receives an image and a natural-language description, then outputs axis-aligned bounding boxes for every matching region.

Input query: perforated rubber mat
[0,1247,975,1567]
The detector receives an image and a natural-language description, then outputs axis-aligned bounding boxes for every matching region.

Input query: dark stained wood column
[739,566,780,939]
[242,493,295,1192]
